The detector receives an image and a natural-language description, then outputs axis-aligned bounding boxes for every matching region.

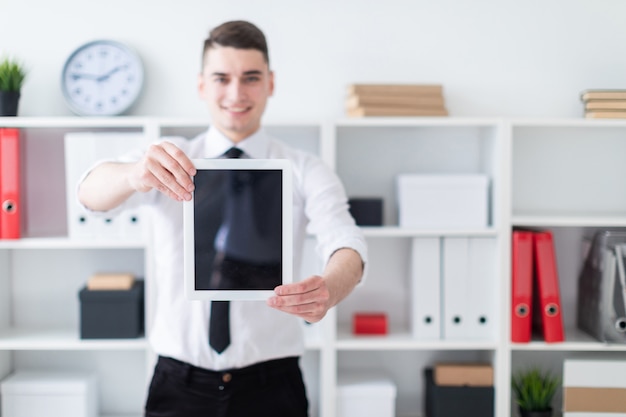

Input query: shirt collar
[203,127,270,159]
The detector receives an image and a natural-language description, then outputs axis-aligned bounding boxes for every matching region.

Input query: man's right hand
[128,141,197,201]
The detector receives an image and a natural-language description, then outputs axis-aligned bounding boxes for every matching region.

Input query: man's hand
[267,275,331,323]
[128,141,196,201]
[267,248,364,322]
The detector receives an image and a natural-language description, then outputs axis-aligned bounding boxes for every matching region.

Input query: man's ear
[268,70,275,97]
[197,73,206,98]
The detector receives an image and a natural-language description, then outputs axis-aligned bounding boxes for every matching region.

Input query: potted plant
[512,367,560,417]
[0,56,27,116]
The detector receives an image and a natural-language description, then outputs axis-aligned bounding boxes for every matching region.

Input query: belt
[156,355,299,389]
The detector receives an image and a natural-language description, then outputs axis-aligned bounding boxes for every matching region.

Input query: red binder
[511,230,533,343]
[0,128,21,239]
[533,230,565,343]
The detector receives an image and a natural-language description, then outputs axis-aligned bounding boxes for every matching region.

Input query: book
[347,106,448,117]
[585,110,626,119]
[585,100,626,110]
[581,90,626,101]
[346,93,445,110]
[347,84,443,97]
[87,273,136,290]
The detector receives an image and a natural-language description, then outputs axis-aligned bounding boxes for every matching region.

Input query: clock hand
[97,64,128,82]
[70,73,101,81]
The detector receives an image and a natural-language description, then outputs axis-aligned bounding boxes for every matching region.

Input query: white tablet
[184,158,293,300]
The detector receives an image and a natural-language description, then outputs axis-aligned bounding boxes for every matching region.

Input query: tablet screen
[184,159,293,300]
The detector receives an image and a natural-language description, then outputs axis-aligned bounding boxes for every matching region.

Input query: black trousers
[145,356,309,417]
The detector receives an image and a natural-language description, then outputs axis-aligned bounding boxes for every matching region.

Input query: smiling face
[198,46,274,143]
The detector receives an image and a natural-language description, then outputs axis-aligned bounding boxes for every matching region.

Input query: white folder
[442,237,470,340]
[467,237,497,340]
[410,237,441,340]
[64,132,146,241]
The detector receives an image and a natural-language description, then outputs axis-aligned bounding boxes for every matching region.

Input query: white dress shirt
[106,126,367,370]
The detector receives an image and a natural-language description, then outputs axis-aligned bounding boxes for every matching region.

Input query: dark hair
[202,20,270,68]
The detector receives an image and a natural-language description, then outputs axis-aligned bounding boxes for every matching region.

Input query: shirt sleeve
[76,136,189,216]
[300,155,369,282]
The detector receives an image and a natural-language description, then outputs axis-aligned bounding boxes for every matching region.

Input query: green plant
[512,367,560,412]
[0,56,27,92]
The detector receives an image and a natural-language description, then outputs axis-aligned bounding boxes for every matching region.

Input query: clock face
[61,40,144,116]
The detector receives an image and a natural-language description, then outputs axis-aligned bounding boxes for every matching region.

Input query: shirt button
[222,373,232,383]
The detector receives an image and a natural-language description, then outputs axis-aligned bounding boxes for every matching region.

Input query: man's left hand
[267,275,331,323]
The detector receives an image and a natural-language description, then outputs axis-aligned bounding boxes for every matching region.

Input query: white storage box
[397,174,489,229]
[337,372,397,417]
[1,371,98,417]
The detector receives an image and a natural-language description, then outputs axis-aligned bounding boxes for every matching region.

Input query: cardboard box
[337,372,396,417]
[563,387,626,413]
[1,371,98,417]
[79,279,144,339]
[425,368,494,417]
[87,273,135,290]
[396,174,489,229]
[434,363,494,386]
[563,359,626,413]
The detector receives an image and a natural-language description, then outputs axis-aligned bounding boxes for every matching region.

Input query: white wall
[2,0,626,120]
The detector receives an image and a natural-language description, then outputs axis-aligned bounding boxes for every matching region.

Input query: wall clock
[61,39,144,116]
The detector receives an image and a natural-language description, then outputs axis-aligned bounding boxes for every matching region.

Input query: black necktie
[209,146,243,354]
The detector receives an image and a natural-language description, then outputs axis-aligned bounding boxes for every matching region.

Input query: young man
[78,20,367,417]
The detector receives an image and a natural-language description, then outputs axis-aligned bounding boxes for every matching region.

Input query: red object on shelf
[533,230,565,343]
[0,128,21,239]
[511,230,533,343]
[353,312,388,335]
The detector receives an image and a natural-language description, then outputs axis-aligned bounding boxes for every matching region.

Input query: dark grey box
[348,198,383,226]
[424,368,494,417]
[79,280,144,339]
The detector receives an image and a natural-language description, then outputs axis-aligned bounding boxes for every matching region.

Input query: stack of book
[581,89,626,119]
[346,84,448,117]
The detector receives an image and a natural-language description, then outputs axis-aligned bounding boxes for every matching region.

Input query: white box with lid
[1,371,98,417]
[396,174,489,229]
[337,372,397,417]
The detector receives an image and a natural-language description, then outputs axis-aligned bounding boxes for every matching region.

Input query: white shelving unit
[2,116,626,417]
[331,117,506,417]
[0,117,329,417]
[508,118,626,417]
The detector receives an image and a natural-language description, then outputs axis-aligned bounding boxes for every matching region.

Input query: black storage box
[348,198,383,226]
[79,280,144,339]
[424,368,494,417]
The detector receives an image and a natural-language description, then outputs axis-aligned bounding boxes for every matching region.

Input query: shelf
[0,116,323,129]
[360,226,499,238]
[102,415,142,417]
[0,328,148,350]
[512,213,626,227]
[336,330,497,351]
[335,117,502,127]
[510,117,626,128]
[0,237,147,249]
[510,328,626,352]
[0,116,150,128]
